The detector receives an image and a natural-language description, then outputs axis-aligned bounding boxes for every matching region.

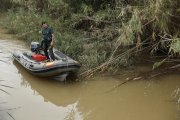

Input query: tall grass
[0,0,13,11]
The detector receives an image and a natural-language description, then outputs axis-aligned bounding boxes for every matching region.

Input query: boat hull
[13,50,80,77]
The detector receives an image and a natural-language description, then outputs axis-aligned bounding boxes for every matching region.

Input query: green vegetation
[0,0,180,75]
[0,0,13,11]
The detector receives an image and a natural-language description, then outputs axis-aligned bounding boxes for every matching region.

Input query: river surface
[0,28,180,120]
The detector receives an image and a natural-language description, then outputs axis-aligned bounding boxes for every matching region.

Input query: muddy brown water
[0,29,180,120]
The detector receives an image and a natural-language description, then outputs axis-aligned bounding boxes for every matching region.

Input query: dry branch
[7,112,15,120]
[0,89,9,95]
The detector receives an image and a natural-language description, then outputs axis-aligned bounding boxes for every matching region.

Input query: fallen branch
[7,112,15,120]
[105,64,178,93]
[170,64,180,69]
[0,89,9,95]
[105,76,142,93]
[81,36,152,78]
[0,84,14,89]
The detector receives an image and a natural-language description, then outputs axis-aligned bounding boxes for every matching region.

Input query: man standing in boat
[41,21,55,61]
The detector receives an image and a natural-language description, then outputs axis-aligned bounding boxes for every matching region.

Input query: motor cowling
[30,42,40,53]
[30,42,47,61]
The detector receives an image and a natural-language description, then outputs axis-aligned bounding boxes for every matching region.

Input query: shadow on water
[13,60,81,107]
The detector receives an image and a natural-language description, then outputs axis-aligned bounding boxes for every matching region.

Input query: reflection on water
[0,35,180,120]
[12,62,85,120]
[14,61,80,107]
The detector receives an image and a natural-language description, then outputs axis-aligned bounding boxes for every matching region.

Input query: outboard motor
[30,42,40,54]
[30,42,46,61]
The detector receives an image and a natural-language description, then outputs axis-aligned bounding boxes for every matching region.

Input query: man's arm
[50,28,54,47]
[51,33,54,46]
